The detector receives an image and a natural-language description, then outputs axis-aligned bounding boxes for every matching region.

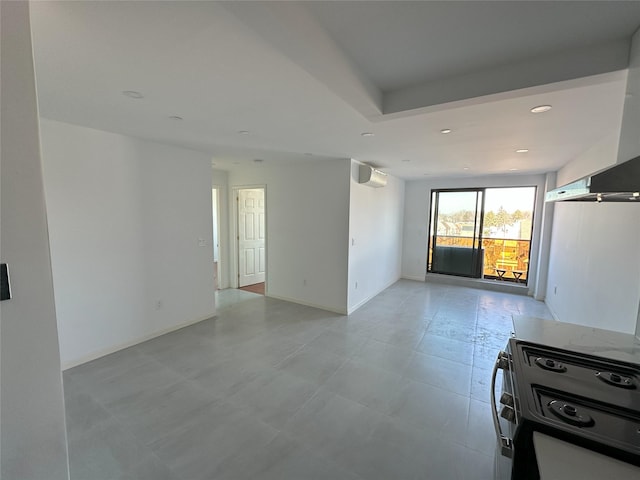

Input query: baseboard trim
[347,277,401,314]
[401,275,426,282]
[347,297,371,315]
[545,303,561,322]
[61,311,216,370]
[266,294,347,315]
[425,273,530,296]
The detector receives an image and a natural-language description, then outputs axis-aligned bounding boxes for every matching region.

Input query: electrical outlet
[554,286,557,295]
[355,281,358,289]
[198,238,207,247]
[155,299,163,310]
[303,279,307,286]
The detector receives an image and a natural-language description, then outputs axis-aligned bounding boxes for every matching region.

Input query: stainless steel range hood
[545,155,640,202]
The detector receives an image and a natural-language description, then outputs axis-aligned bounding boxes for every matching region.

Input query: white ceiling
[29,1,640,179]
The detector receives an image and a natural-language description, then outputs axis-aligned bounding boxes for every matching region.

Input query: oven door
[492,348,517,479]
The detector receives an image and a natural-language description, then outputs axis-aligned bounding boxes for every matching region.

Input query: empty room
[2,2,640,480]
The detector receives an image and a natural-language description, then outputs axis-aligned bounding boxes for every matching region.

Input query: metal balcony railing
[428,236,531,283]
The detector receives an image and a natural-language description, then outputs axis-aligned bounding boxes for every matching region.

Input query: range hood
[545,155,640,203]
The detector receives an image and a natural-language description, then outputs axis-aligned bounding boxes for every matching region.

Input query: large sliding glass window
[428,189,484,277]
[428,186,536,284]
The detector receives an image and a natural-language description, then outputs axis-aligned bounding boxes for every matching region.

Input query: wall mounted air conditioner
[358,164,388,188]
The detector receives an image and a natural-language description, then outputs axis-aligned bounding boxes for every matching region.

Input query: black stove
[495,338,640,479]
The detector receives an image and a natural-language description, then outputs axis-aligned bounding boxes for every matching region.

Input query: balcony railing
[428,236,531,283]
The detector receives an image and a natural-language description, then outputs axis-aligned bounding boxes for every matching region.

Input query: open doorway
[235,187,266,295]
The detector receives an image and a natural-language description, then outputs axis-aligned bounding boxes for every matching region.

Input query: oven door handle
[491,352,513,458]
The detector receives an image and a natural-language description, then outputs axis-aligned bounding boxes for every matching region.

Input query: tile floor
[63,280,553,480]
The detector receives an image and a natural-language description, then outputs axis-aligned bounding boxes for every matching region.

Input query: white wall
[1,3,69,479]
[40,119,215,368]
[532,172,556,301]
[546,134,640,334]
[347,161,405,312]
[556,132,620,186]
[544,28,640,335]
[228,160,351,313]
[545,202,640,333]
[401,174,547,295]
[617,28,640,166]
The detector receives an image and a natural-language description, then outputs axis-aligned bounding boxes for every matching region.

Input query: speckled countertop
[512,315,640,364]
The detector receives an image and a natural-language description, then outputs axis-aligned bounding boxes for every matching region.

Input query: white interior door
[238,188,265,287]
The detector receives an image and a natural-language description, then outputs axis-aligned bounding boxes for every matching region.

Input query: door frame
[211,187,222,290]
[230,184,267,290]
[427,185,538,284]
[428,187,486,278]
[212,183,229,289]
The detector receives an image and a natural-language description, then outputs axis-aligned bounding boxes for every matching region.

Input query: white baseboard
[347,277,401,314]
[425,273,529,296]
[61,311,216,370]
[401,275,426,282]
[347,297,371,315]
[266,293,347,315]
[545,302,561,322]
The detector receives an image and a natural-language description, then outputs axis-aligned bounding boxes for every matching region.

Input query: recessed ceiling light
[463,167,469,170]
[515,149,529,153]
[530,105,552,113]
[122,90,143,99]
[440,128,452,134]
[361,132,374,137]
[402,159,411,162]
[169,115,183,121]
[238,130,250,135]
[509,168,519,171]
[253,159,264,163]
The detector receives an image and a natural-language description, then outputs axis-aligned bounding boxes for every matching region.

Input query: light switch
[1,263,11,301]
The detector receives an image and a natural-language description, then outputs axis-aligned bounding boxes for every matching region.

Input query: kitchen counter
[512,315,640,364]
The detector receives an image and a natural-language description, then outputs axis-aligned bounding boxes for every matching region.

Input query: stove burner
[547,400,594,427]
[535,357,567,372]
[596,371,637,389]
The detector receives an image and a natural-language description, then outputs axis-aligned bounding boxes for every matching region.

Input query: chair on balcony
[495,257,517,280]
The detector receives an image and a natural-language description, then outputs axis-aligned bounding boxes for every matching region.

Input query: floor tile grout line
[67,282,550,480]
